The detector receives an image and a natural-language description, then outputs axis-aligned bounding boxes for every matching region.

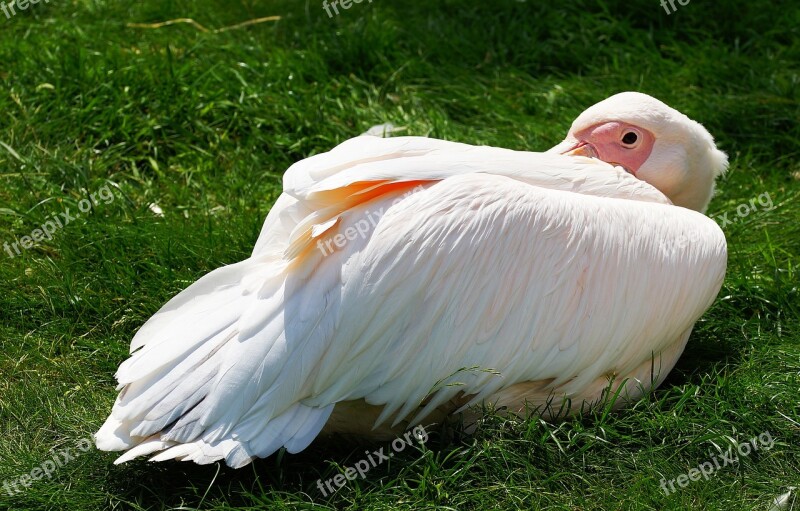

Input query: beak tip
[562,141,597,159]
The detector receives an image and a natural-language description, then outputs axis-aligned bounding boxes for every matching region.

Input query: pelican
[96,92,728,468]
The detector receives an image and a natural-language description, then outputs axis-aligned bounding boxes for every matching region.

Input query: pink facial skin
[564,121,656,176]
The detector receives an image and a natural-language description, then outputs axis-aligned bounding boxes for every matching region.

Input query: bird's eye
[621,132,638,145]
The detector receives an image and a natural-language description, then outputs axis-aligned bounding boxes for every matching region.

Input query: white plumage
[96,92,729,467]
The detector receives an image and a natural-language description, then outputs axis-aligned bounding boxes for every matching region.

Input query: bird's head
[548,92,728,213]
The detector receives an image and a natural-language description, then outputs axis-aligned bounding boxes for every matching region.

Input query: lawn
[0,0,798,510]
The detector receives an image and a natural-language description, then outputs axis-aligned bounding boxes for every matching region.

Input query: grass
[0,0,798,509]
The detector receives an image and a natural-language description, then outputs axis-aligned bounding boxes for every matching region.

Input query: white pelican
[96,92,729,468]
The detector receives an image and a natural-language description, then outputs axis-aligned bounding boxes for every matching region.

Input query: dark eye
[622,132,638,145]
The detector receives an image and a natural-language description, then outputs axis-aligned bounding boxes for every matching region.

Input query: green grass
[0,0,798,509]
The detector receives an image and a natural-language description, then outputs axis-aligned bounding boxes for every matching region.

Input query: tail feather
[123,405,334,468]
[113,436,176,465]
[116,288,244,385]
[95,255,336,467]
[129,261,255,352]
[129,372,215,438]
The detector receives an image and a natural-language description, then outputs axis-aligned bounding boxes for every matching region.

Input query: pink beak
[561,140,636,176]
[561,140,597,159]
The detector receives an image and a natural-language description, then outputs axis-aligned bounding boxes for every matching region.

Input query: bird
[95,91,729,468]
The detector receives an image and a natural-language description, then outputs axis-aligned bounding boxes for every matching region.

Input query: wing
[96,136,726,468]
[250,136,670,260]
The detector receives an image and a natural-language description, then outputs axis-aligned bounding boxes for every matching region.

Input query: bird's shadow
[100,430,449,507]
